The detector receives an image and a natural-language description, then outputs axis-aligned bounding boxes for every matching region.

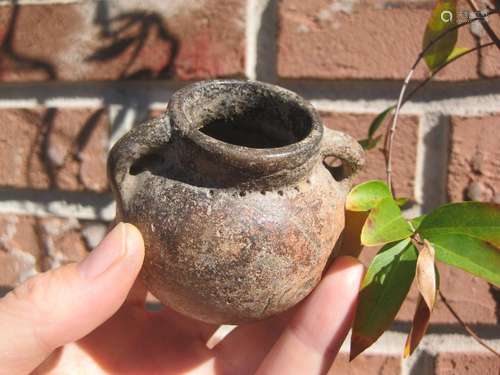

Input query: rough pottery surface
[108,80,364,324]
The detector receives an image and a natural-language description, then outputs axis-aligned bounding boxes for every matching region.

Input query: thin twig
[439,290,500,357]
[388,40,497,361]
[383,12,499,183]
[466,0,500,50]
[403,41,495,105]
[385,69,413,193]
[386,40,495,192]
[383,11,499,193]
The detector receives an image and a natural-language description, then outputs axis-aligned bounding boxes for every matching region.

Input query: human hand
[0,223,364,375]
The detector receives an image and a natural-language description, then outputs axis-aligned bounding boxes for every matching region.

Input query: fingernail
[123,223,143,258]
[78,222,127,279]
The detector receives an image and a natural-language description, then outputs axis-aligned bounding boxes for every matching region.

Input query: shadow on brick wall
[90,0,179,80]
[0,0,179,275]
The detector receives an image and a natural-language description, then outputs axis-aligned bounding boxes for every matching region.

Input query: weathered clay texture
[108,80,364,324]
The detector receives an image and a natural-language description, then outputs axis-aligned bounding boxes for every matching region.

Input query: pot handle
[107,113,172,198]
[320,127,365,190]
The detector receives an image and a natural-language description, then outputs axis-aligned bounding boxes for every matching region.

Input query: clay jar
[108,80,364,324]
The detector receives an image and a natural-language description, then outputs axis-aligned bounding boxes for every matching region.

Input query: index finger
[256,256,365,375]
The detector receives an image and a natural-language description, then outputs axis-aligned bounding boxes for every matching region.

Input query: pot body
[108,80,364,324]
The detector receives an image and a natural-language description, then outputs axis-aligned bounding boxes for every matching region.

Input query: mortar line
[337,330,500,356]
[417,114,451,213]
[1,97,500,116]
[254,0,278,82]
[0,79,498,103]
[414,114,429,207]
[0,0,79,5]
[0,188,114,221]
[245,0,259,80]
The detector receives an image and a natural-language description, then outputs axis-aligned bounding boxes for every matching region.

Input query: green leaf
[368,106,394,139]
[351,239,418,360]
[346,180,392,212]
[410,215,427,231]
[395,197,410,207]
[423,0,458,72]
[428,234,500,286]
[418,202,500,247]
[361,197,414,246]
[359,135,382,150]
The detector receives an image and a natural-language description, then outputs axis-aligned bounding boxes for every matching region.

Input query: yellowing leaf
[336,210,368,258]
[404,241,438,357]
[417,240,437,309]
[346,180,392,212]
[423,0,458,72]
[361,198,414,246]
[404,295,431,358]
[446,46,470,62]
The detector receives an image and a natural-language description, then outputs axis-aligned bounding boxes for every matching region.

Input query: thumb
[0,222,145,375]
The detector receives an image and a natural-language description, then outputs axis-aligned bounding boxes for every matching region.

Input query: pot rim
[168,79,323,175]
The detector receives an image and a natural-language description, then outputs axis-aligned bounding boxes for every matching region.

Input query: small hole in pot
[323,156,344,181]
[130,153,164,176]
[209,190,215,196]
[278,190,284,196]
[260,190,266,195]
[239,191,246,197]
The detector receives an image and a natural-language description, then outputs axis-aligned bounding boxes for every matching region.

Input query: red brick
[435,353,500,375]
[447,115,500,203]
[480,14,500,78]
[0,0,245,81]
[328,353,401,375]
[0,214,96,288]
[0,108,109,192]
[278,0,498,80]
[397,264,497,325]
[321,112,419,199]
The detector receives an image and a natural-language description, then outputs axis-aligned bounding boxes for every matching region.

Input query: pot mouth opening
[196,86,312,149]
[168,80,323,174]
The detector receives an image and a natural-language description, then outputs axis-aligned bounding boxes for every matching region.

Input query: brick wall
[0,1,499,374]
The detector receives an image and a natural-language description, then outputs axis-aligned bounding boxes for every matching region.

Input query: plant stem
[402,41,496,105]
[438,290,500,358]
[381,6,500,353]
[385,40,496,194]
[466,0,500,50]
[383,11,499,194]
